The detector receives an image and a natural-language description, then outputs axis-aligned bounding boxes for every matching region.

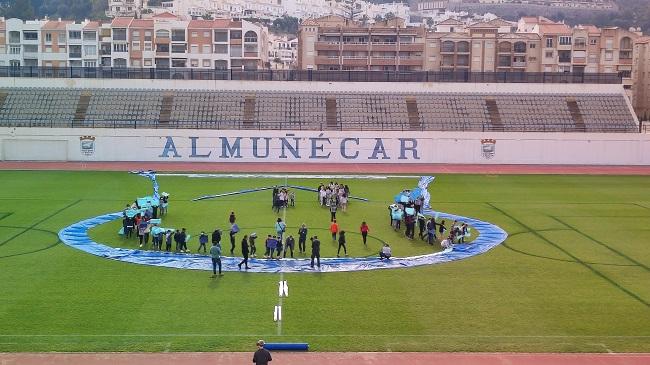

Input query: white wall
[2,127,649,165]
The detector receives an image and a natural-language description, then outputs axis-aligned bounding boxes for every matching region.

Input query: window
[132,42,141,51]
[545,50,554,58]
[59,32,66,43]
[214,30,228,42]
[619,70,631,78]
[171,29,185,42]
[69,31,82,40]
[191,32,198,38]
[190,58,198,67]
[559,36,572,46]
[214,44,228,54]
[473,41,481,48]
[574,37,586,47]
[620,37,632,50]
[132,30,140,41]
[545,37,553,48]
[84,45,97,55]
[132,59,141,67]
[244,31,257,43]
[83,31,96,41]
[9,45,20,54]
[84,60,96,67]
[157,44,169,53]
[558,50,571,63]
[230,45,242,57]
[144,42,152,51]
[590,38,597,45]
[45,33,52,42]
[59,45,66,53]
[171,59,186,67]
[171,44,186,53]
[23,44,37,53]
[23,31,38,41]
[605,38,613,49]
[113,43,128,52]
[190,44,199,53]
[589,53,597,63]
[202,59,210,67]
[605,51,613,61]
[112,29,126,41]
[144,31,152,41]
[202,44,211,54]
[203,31,209,38]
[230,30,242,40]
[513,42,526,53]
[156,29,169,38]
[529,43,536,49]
[44,45,52,53]
[144,59,152,66]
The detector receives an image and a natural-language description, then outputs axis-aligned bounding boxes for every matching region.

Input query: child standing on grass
[198,231,208,253]
[330,220,339,241]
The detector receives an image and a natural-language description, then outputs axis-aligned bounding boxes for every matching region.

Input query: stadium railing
[0,66,623,84]
[0,118,639,133]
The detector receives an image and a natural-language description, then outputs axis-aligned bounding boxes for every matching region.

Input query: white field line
[276,174,288,335]
[156,173,416,179]
[0,334,648,338]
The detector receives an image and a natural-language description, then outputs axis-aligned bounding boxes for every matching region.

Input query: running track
[2,161,650,175]
[0,352,649,365]
[1,161,649,364]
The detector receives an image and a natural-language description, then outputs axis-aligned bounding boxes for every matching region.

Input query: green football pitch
[0,170,649,353]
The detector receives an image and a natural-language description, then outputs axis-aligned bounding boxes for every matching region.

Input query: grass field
[0,170,649,353]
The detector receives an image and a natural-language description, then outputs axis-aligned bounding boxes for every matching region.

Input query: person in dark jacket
[298,224,308,253]
[211,229,221,245]
[337,230,347,257]
[253,340,272,365]
[310,236,321,268]
[238,235,250,270]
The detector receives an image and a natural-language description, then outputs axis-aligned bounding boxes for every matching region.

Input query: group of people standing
[318,182,350,221]
[388,200,470,248]
[272,187,295,213]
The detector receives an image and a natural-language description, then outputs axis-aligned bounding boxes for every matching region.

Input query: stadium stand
[0,87,638,132]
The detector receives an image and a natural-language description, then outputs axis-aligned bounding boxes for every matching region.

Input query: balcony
[244,51,258,58]
[315,42,339,51]
[619,58,632,65]
[572,57,586,64]
[512,61,527,67]
[341,56,368,66]
[371,43,398,52]
[69,53,82,58]
[399,57,423,66]
[399,43,424,52]
[341,42,369,51]
[315,56,340,65]
[558,57,571,63]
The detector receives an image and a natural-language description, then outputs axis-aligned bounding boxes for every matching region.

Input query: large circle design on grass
[57,208,508,273]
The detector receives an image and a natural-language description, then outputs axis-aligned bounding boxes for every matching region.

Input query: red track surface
[1,161,649,364]
[1,352,649,365]
[2,161,650,174]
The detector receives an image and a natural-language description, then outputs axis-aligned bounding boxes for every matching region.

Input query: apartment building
[298,15,426,71]
[269,35,298,70]
[633,37,650,118]
[0,15,268,70]
[107,0,145,18]
[425,18,541,72]
[519,16,640,93]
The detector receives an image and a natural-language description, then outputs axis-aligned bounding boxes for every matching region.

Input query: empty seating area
[84,90,163,128]
[576,95,637,132]
[0,87,639,132]
[0,88,80,127]
[416,94,489,131]
[495,95,576,132]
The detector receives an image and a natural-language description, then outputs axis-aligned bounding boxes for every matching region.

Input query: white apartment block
[107,0,145,17]
[0,14,269,70]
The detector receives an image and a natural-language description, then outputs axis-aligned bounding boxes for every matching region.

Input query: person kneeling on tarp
[441,236,453,250]
[379,243,392,260]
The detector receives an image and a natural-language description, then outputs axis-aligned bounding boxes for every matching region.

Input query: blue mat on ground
[57,209,507,273]
[57,174,507,273]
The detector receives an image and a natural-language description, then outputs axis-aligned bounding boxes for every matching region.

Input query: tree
[360,14,369,25]
[5,0,34,19]
[202,13,213,20]
[425,17,434,29]
[374,14,383,23]
[385,12,395,21]
[271,15,299,35]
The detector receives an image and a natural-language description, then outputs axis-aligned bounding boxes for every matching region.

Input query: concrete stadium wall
[1,128,649,165]
[0,77,628,95]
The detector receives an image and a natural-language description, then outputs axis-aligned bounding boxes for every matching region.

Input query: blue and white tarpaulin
[57,174,507,273]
